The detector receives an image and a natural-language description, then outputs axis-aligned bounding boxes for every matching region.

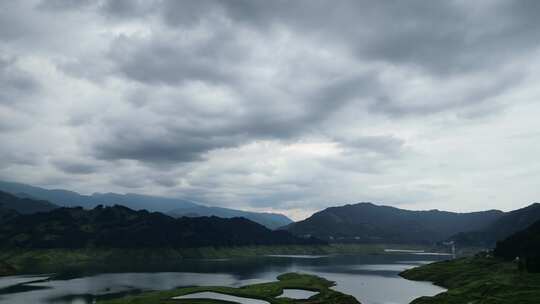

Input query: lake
[0,253,447,304]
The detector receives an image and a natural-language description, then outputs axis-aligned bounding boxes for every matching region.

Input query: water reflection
[174,292,271,304]
[278,289,318,299]
[0,254,446,304]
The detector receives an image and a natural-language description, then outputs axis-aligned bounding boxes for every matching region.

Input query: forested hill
[494,218,540,272]
[285,202,504,244]
[450,202,540,247]
[0,190,58,214]
[0,205,323,249]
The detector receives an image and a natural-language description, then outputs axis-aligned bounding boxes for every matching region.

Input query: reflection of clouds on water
[385,249,425,253]
[384,250,452,257]
[265,255,329,259]
[1,273,255,304]
[352,264,418,272]
[323,272,445,304]
[0,275,50,289]
[396,261,434,265]
[174,292,270,304]
[278,289,318,299]
[410,253,452,256]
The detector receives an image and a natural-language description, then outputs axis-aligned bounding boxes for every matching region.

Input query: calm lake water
[0,253,447,304]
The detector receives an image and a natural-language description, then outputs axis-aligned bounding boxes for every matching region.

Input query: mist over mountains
[0,181,292,229]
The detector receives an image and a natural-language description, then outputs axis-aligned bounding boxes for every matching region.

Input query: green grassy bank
[400,256,540,304]
[0,243,432,276]
[98,272,359,304]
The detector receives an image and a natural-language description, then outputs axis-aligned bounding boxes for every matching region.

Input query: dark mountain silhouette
[494,218,540,272]
[0,205,323,249]
[450,203,540,247]
[285,202,504,244]
[0,190,58,214]
[0,181,292,229]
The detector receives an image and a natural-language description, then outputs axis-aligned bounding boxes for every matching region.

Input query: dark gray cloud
[95,0,540,75]
[29,0,540,80]
[0,56,40,106]
[87,0,534,123]
[94,130,231,164]
[0,2,35,41]
[51,159,100,175]
[0,151,40,169]
[90,72,372,164]
[99,0,157,20]
[214,0,540,75]
[160,0,220,27]
[54,0,540,185]
[36,0,95,11]
[367,71,523,118]
[109,32,241,85]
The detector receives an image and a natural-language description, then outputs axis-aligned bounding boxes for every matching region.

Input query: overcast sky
[1,0,539,220]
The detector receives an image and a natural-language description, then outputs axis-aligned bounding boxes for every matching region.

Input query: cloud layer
[1,0,540,219]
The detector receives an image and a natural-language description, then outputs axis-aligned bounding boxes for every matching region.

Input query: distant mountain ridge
[168,206,292,230]
[449,202,540,247]
[0,204,322,249]
[0,181,292,229]
[285,202,504,244]
[0,190,58,214]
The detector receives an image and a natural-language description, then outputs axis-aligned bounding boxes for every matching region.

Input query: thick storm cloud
[1,0,539,219]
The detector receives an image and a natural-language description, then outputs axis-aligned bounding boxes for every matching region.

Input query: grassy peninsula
[401,256,540,304]
[98,272,359,304]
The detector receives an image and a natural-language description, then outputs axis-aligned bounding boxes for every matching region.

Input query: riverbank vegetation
[401,256,540,303]
[98,272,359,304]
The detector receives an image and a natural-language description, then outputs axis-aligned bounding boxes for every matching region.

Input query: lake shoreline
[399,256,540,303]
[0,252,447,304]
[0,243,441,277]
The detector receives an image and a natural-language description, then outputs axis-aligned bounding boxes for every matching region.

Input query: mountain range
[284,202,540,245]
[0,201,322,249]
[3,180,539,248]
[0,181,292,229]
[0,190,58,214]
